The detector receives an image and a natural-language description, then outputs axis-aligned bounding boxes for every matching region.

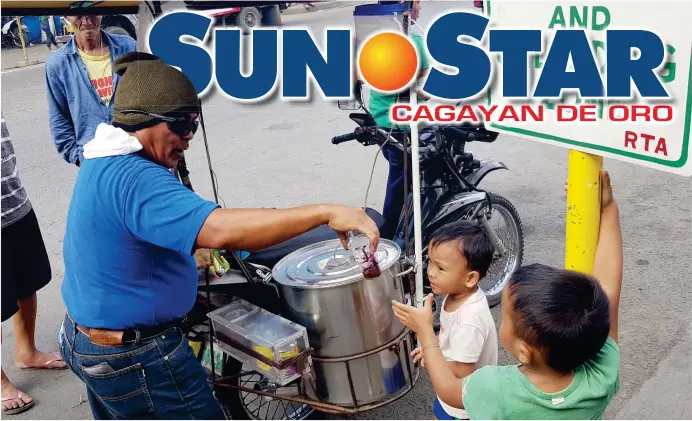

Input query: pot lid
[272,238,401,289]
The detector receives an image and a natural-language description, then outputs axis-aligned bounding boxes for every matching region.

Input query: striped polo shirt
[1,114,32,229]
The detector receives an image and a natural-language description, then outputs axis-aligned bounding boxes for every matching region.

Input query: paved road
[2,2,691,419]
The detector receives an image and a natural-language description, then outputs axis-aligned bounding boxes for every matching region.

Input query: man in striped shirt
[1,114,67,415]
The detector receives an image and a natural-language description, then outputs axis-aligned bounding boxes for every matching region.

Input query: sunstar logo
[146,7,672,112]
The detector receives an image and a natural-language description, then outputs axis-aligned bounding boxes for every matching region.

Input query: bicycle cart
[187,239,421,420]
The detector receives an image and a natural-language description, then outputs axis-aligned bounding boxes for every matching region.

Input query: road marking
[1,63,45,74]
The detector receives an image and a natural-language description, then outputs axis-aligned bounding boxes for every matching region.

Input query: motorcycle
[332,83,524,307]
[1,17,29,49]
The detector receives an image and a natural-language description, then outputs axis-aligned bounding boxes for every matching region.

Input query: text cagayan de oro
[389,103,674,125]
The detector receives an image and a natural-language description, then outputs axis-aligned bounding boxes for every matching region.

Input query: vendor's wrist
[316,204,332,224]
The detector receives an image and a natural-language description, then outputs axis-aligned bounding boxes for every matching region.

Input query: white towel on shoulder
[83,123,143,159]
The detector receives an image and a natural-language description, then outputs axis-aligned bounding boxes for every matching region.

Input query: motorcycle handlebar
[442,126,476,143]
[331,127,422,154]
[331,131,360,144]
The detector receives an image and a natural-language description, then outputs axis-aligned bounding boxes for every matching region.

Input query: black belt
[76,316,189,346]
[124,316,189,344]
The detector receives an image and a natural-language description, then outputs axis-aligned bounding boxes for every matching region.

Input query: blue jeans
[40,21,58,47]
[58,314,226,420]
[382,140,413,240]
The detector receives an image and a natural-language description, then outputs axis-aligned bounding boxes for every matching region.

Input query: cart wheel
[215,357,319,420]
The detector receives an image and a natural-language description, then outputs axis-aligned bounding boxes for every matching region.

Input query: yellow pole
[15,17,29,62]
[565,150,603,274]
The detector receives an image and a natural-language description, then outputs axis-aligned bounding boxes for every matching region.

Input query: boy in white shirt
[409,221,498,420]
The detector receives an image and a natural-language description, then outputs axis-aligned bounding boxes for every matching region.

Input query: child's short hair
[507,264,611,372]
[429,220,494,278]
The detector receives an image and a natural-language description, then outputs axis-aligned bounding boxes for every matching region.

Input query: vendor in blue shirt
[58,52,380,420]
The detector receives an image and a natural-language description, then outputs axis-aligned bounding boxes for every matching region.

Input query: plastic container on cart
[207,299,310,386]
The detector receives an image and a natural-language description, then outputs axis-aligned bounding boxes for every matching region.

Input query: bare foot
[16,351,66,370]
[1,379,33,414]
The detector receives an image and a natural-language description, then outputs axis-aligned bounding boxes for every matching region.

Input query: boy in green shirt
[394,171,622,419]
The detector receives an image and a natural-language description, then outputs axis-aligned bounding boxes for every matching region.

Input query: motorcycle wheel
[214,356,319,420]
[10,27,26,48]
[477,194,524,307]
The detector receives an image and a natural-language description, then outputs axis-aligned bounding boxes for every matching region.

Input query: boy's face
[427,240,479,296]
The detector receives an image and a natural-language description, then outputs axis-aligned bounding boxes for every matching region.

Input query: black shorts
[1,208,52,322]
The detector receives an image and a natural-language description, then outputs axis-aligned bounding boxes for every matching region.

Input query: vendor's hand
[325,205,380,252]
[411,347,426,367]
[392,294,435,335]
[194,248,214,270]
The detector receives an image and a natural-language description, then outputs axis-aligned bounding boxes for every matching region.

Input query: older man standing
[45,15,136,167]
[58,52,380,419]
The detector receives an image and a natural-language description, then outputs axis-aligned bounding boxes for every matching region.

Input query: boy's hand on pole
[600,170,616,211]
[564,170,616,212]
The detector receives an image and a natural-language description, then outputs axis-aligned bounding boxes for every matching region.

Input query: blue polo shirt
[62,153,219,330]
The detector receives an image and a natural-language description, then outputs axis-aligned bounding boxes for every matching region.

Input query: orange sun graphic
[358,32,418,93]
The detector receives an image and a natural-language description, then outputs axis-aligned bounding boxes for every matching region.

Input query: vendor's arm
[124,163,379,256]
[197,205,379,252]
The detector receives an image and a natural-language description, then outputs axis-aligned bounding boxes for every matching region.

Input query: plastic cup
[349,234,381,279]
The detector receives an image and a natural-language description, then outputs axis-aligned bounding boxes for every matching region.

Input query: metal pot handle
[395,266,415,278]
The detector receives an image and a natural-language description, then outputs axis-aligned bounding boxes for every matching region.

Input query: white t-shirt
[437,287,498,419]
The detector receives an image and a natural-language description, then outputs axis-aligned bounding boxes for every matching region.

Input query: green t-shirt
[462,338,621,420]
[369,32,430,129]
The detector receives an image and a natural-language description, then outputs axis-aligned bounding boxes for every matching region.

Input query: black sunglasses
[120,110,199,137]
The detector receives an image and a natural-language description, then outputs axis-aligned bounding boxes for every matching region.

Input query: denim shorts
[433,397,469,420]
[59,313,226,420]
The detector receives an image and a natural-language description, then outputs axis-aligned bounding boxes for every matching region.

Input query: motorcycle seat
[244,207,386,269]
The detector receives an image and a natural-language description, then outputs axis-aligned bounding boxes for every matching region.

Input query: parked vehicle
[180,2,293,34]
[1,17,29,48]
[101,14,138,38]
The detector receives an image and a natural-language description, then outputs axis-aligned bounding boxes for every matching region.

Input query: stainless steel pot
[272,238,412,406]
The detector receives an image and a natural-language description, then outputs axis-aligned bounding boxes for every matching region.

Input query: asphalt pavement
[1,2,691,419]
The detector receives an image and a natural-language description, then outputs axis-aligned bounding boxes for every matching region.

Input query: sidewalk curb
[3,58,46,72]
[281,1,374,16]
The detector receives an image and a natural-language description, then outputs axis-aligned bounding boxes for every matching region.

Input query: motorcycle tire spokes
[477,194,524,307]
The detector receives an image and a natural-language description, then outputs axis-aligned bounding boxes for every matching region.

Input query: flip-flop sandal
[17,352,67,370]
[2,392,35,415]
